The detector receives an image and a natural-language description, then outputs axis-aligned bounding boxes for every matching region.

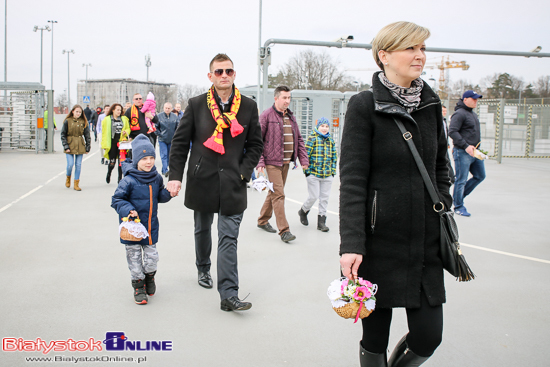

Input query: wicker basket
[333,302,373,319]
[120,217,144,242]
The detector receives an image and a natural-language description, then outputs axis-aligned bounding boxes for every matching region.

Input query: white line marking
[285,197,338,216]
[0,150,99,214]
[460,243,550,264]
[286,197,550,265]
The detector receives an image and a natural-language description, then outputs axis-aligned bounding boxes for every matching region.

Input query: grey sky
[6,0,550,101]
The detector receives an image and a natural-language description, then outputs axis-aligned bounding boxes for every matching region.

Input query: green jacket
[101,115,130,159]
[44,111,57,129]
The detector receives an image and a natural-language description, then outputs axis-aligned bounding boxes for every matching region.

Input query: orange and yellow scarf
[203,85,243,154]
[130,105,140,131]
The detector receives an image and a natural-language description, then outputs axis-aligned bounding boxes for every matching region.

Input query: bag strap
[392,117,445,214]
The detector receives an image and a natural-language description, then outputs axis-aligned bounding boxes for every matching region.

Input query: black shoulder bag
[393,117,475,282]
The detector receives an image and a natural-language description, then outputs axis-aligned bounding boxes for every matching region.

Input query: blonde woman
[60,105,91,191]
[339,22,453,367]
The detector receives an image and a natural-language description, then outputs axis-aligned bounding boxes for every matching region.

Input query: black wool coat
[339,73,453,308]
[168,90,263,216]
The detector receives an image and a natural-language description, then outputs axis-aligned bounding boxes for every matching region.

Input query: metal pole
[82,63,91,103]
[256,0,262,109]
[48,20,57,91]
[40,29,43,83]
[63,49,74,108]
[496,98,505,164]
[3,0,6,97]
[4,0,6,83]
[47,90,54,153]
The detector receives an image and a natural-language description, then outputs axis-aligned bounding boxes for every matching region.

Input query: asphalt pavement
[1,134,549,367]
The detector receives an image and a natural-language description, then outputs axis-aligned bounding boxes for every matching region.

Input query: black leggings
[361,290,443,357]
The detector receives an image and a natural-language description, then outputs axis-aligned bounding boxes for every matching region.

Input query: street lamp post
[33,25,51,84]
[47,20,57,90]
[62,49,75,108]
[82,63,91,103]
[145,54,151,81]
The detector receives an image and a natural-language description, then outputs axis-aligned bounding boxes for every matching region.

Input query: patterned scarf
[130,105,140,131]
[203,85,243,154]
[378,72,424,113]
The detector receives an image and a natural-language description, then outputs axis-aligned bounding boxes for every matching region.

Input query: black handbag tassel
[457,251,476,282]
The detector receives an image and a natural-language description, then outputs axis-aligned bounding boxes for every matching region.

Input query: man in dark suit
[167,53,263,312]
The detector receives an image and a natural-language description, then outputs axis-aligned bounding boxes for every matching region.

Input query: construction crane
[435,56,469,97]
[345,55,469,97]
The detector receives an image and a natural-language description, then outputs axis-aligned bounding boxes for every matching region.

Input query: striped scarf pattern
[378,72,424,113]
[203,85,243,154]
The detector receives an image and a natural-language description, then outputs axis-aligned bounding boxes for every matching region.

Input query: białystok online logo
[2,332,172,354]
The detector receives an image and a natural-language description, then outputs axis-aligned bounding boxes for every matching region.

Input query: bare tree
[178,84,208,109]
[269,49,349,90]
[152,85,177,113]
[534,75,550,98]
[56,91,68,112]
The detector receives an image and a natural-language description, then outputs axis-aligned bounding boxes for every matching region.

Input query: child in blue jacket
[111,134,172,305]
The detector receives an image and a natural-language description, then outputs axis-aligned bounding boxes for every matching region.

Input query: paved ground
[1,134,549,367]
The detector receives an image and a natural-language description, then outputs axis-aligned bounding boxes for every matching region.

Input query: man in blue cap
[448,90,486,217]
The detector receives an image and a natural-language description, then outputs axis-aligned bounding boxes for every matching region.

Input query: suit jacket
[169,89,263,215]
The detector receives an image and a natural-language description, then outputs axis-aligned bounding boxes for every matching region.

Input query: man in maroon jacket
[257,86,309,243]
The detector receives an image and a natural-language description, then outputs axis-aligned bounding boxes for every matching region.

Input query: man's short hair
[274,85,291,98]
[209,53,233,71]
[442,105,447,109]
[164,102,173,108]
[104,105,110,109]
[133,93,142,98]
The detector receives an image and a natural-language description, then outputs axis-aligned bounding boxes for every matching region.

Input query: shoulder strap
[392,117,445,213]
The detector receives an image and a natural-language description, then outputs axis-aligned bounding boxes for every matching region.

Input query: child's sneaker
[144,271,156,296]
[131,279,148,305]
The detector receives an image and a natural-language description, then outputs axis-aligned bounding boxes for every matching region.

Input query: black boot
[131,279,148,305]
[388,335,429,367]
[298,208,309,226]
[117,165,123,184]
[360,342,387,367]
[106,164,114,184]
[144,271,156,296]
[317,215,329,232]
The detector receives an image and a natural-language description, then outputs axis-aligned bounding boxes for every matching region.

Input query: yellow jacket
[101,115,130,159]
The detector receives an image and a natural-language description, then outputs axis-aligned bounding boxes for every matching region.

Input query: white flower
[327,279,343,301]
[365,299,376,311]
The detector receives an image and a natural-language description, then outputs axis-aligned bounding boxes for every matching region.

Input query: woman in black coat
[339,22,453,367]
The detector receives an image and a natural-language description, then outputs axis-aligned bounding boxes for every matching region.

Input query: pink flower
[354,286,371,301]
[341,278,349,293]
[357,278,373,288]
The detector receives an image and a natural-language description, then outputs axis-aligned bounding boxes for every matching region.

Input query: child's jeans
[301,175,334,216]
[66,154,83,180]
[126,244,159,280]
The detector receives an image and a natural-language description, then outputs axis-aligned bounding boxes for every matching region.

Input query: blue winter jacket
[111,160,172,245]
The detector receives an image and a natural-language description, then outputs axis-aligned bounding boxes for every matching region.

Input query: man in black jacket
[167,53,263,312]
[448,90,486,217]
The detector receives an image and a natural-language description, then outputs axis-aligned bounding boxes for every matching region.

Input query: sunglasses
[211,69,234,77]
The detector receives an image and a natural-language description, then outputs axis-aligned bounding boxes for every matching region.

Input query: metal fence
[0,83,52,153]
[445,98,550,161]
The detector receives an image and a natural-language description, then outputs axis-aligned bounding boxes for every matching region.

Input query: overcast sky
[4,0,550,101]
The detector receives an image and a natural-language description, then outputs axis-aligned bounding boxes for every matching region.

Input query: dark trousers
[361,290,443,357]
[194,211,243,300]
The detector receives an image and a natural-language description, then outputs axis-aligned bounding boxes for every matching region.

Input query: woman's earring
[385,63,388,66]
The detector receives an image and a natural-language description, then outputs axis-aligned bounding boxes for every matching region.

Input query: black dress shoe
[220,296,252,311]
[257,222,276,233]
[198,271,213,289]
[281,231,296,243]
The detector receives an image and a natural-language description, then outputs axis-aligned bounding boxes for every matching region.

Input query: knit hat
[131,134,156,167]
[316,117,330,128]
[146,92,155,101]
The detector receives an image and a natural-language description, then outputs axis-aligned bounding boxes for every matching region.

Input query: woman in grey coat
[339,22,453,367]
